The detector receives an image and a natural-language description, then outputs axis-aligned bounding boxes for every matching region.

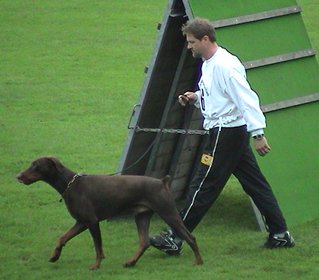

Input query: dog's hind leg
[170,220,203,265]
[159,212,203,266]
[88,223,105,270]
[50,221,87,263]
[123,211,153,268]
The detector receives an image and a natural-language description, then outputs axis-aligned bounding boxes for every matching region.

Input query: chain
[132,125,209,135]
[60,174,85,202]
[117,124,208,176]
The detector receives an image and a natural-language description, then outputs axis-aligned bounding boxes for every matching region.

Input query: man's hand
[254,136,271,156]
[178,91,198,106]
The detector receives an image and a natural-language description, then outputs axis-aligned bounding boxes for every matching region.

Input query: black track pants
[179,125,288,235]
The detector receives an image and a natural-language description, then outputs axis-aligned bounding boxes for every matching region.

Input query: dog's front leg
[88,223,105,270]
[49,222,87,263]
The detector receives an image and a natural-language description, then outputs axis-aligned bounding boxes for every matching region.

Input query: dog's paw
[49,255,59,263]
[123,260,136,268]
[49,248,61,262]
[89,263,100,270]
[194,258,204,265]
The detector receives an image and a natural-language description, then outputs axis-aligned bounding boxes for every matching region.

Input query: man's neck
[203,43,219,60]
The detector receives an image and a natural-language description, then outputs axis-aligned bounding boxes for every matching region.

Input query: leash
[108,139,157,176]
[59,174,85,202]
[110,102,203,176]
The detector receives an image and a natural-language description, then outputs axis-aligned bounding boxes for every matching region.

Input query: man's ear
[202,35,210,43]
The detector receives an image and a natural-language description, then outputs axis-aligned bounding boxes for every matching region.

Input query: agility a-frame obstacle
[119,0,319,230]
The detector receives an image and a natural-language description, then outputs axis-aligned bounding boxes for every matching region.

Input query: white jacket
[194,47,265,136]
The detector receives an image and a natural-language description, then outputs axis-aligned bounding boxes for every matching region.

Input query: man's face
[186,33,205,58]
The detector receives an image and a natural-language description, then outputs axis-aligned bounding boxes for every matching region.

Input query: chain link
[131,125,209,135]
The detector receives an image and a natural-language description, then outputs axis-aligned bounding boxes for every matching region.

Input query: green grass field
[1,1,319,279]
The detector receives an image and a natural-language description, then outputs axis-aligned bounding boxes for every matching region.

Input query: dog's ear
[161,175,171,190]
[47,157,64,173]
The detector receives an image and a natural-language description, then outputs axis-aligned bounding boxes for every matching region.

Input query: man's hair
[181,18,216,42]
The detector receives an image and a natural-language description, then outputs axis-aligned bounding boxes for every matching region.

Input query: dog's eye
[30,162,38,170]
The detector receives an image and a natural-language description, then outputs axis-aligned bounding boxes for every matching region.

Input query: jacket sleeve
[194,90,201,108]
[225,70,266,133]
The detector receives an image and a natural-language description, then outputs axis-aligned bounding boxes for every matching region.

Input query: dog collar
[60,174,84,202]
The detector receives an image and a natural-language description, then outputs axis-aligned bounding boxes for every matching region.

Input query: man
[150,18,294,255]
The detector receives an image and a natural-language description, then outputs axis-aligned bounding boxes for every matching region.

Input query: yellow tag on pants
[201,153,213,166]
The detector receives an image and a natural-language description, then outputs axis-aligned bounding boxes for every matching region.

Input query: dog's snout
[16,169,40,185]
[16,172,31,184]
[16,172,24,182]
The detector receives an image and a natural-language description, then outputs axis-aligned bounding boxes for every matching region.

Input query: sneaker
[263,231,295,249]
[150,229,183,256]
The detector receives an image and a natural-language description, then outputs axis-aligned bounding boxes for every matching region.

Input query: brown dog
[16,157,203,270]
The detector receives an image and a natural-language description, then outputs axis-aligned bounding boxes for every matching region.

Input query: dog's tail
[161,175,171,191]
